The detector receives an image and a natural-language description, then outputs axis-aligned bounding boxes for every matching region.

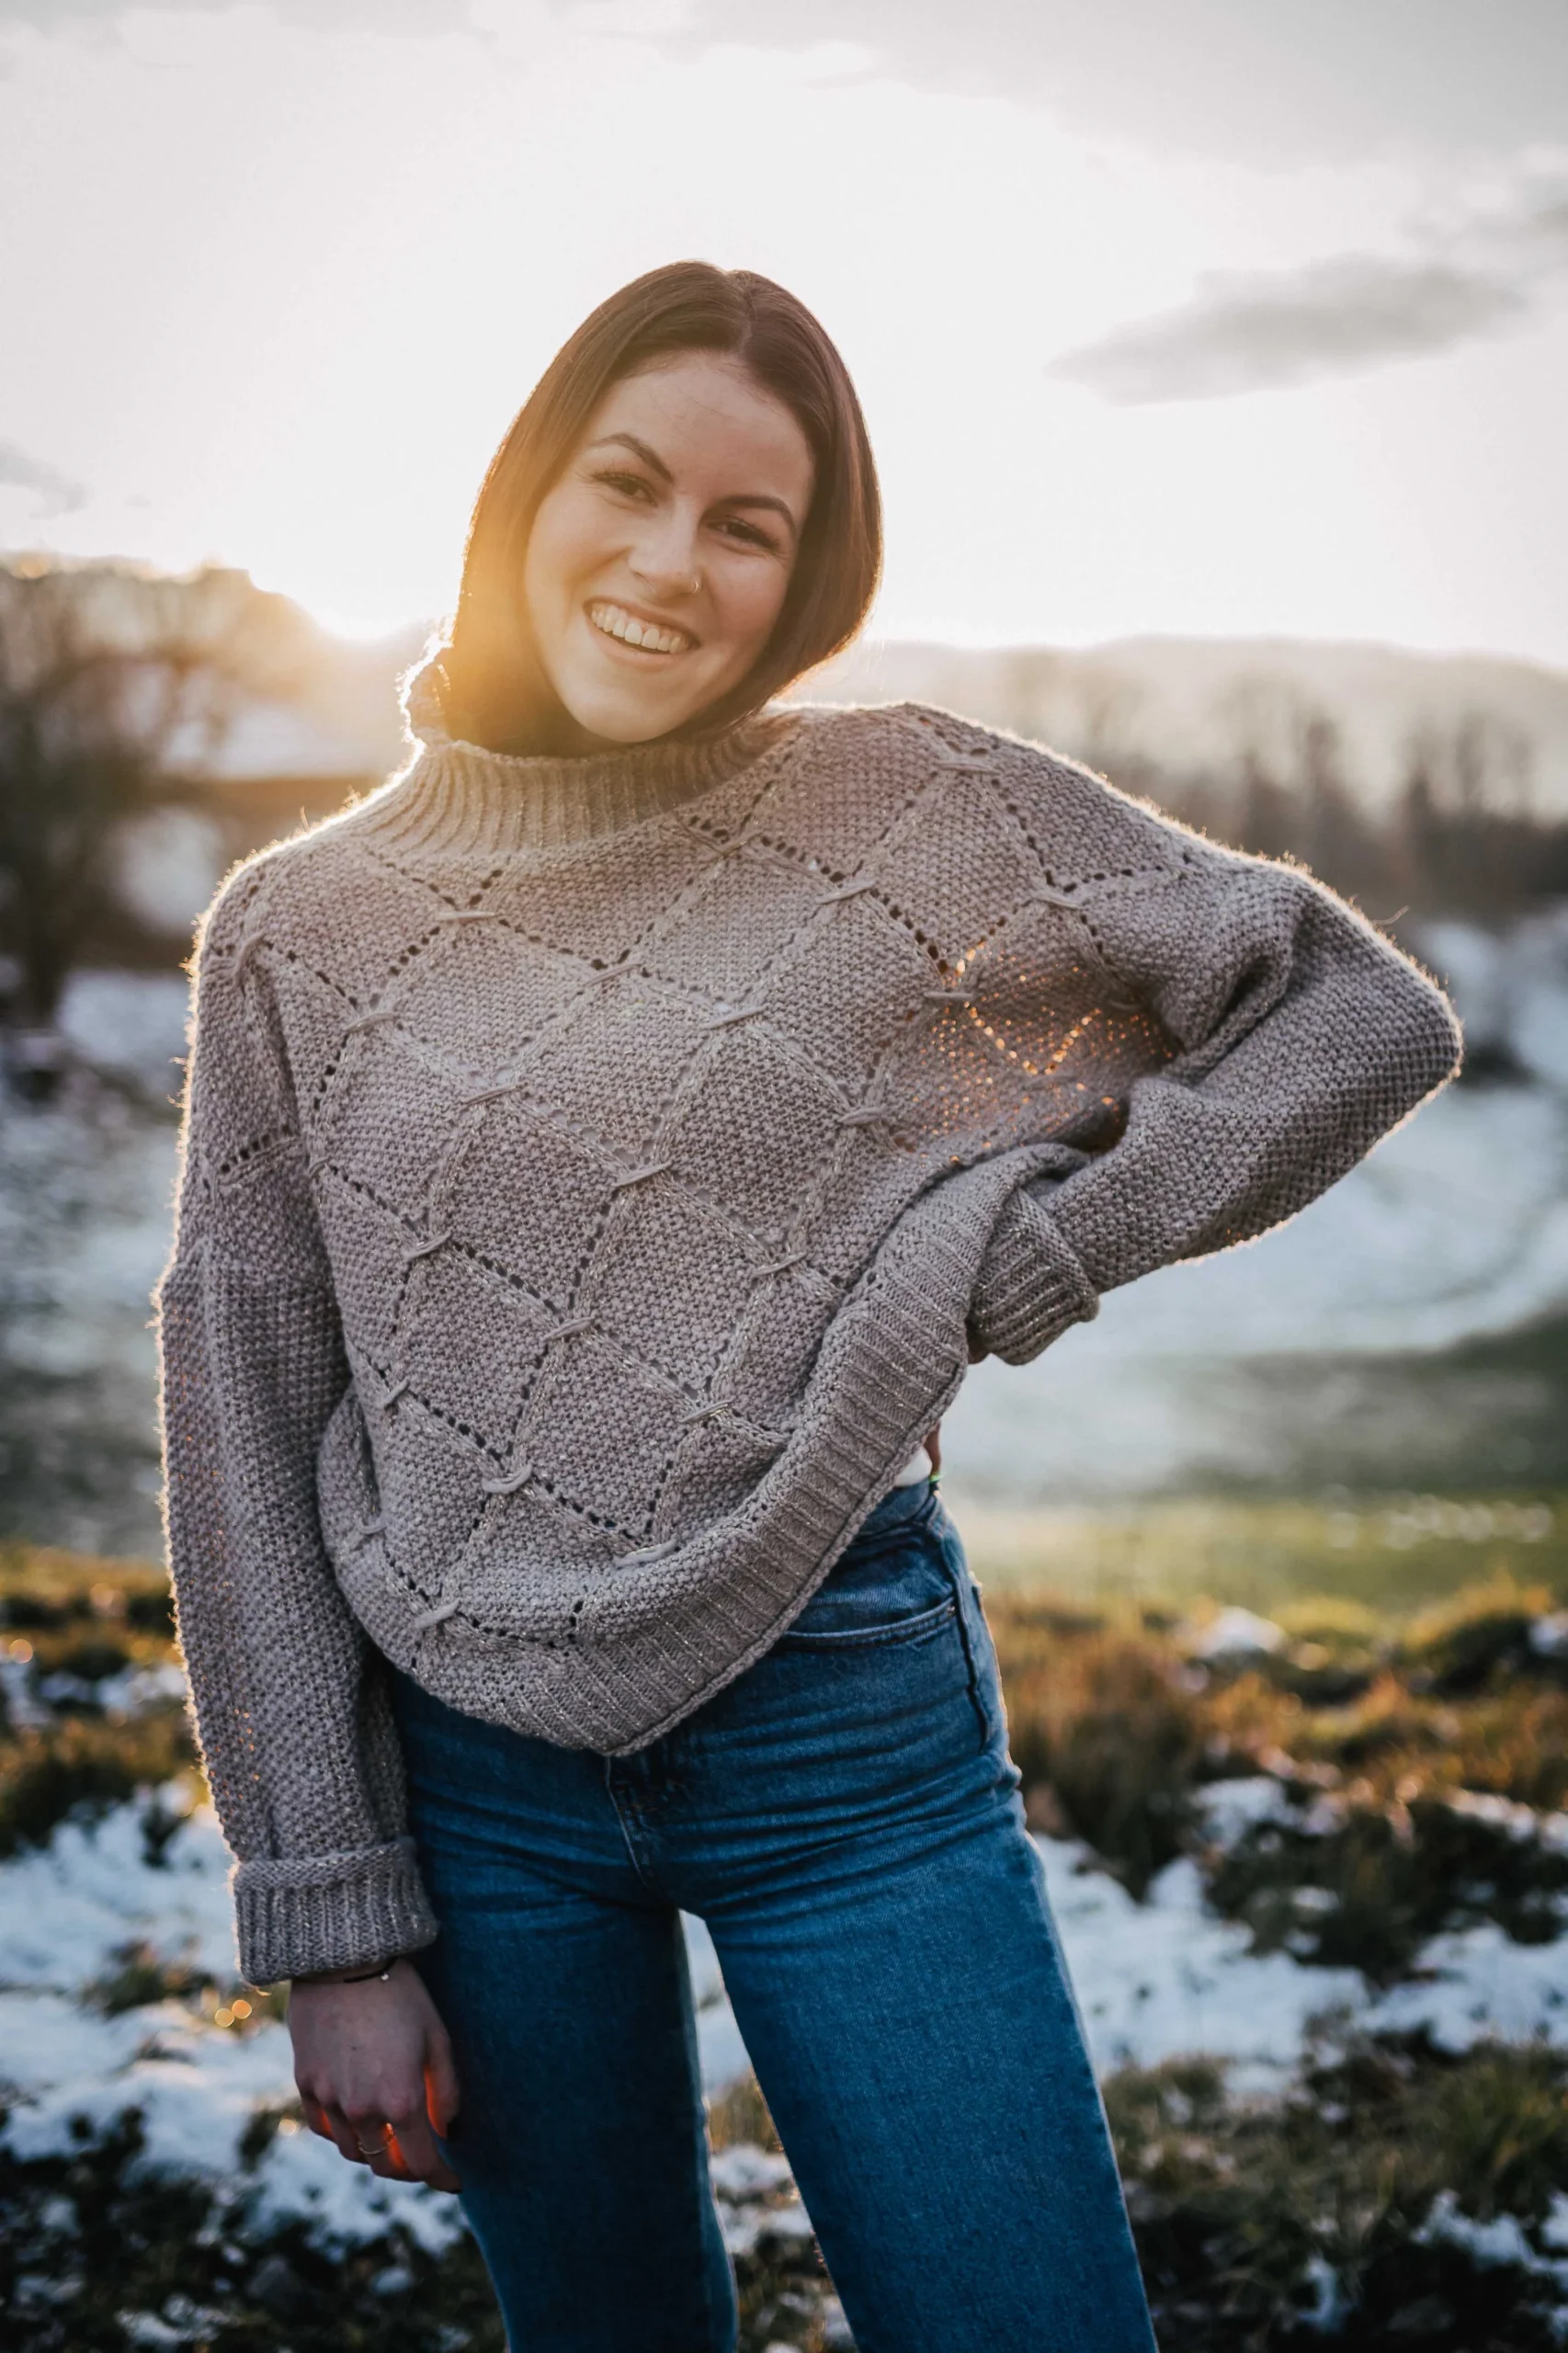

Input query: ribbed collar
[358,654,799,859]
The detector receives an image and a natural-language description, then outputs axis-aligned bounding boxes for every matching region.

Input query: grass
[952,1487,1567,1613]
[0,1540,194,1856]
[1108,2035,1568,2349]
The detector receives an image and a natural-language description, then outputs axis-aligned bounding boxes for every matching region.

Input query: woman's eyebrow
[586,430,800,541]
[585,431,674,483]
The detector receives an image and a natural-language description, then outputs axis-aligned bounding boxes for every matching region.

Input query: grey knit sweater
[156,672,1460,1984]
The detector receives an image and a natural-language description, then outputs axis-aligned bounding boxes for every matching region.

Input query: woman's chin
[552,673,711,748]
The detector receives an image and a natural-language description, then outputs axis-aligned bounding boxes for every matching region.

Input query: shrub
[1108,2038,1568,2350]
[83,1937,212,2018]
[1403,1580,1554,1696]
[993,1615,1207,1893]
[0,1713,193,1856]
[1204,1790,1568,1981]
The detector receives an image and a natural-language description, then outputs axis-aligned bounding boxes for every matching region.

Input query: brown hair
[438,262,881,752]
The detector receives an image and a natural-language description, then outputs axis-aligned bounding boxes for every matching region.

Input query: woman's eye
[594,469,653,502]
[716,516,778,552]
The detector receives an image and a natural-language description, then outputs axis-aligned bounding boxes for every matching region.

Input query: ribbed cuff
[233,1836,438,1989]
[967,1185,1099,1366]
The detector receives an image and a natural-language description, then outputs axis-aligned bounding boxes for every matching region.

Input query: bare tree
[1393,710,1540,923]
[0,559,249,1077]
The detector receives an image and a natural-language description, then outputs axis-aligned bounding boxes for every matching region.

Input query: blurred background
[3,6,1567,2350]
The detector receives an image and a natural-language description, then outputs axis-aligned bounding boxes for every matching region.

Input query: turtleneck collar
[358,652,799,860]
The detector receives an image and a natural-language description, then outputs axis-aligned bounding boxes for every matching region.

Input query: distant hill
[195,586,1568,823]
[808,637,1568,816]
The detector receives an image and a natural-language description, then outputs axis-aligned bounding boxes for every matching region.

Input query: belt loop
[935,1506,990,1751]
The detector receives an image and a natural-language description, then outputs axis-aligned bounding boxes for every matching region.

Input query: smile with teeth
[587,600,697,656]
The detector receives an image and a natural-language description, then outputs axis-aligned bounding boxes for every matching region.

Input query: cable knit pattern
[156,671,1460,1982]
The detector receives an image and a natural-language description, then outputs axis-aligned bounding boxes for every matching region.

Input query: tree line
[2,558,1566,1092]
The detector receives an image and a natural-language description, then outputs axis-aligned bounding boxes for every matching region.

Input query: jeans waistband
[846,1476,940,1550]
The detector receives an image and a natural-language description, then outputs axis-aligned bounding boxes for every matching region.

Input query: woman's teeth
[587,600,694,655]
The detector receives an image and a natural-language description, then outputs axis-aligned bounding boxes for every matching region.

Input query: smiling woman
[158,257,1460,2353]
[438,262,881,755]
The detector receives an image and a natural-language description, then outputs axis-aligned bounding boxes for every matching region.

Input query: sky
[0,0,1565,663]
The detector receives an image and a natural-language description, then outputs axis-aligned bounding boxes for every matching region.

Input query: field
[5,1500,1568,2351]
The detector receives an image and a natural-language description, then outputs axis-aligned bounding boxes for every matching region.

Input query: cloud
[1051,258,1528,404]
[656,0,1568,168]
[0,0,461,25]
[0,440,87,517]
[1051,176,1568,404]
[6,0,1568,167]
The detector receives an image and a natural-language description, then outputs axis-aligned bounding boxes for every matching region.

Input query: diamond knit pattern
[157,679,1461,1983]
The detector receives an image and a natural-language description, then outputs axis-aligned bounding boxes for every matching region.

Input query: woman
[158,262,1460,2350]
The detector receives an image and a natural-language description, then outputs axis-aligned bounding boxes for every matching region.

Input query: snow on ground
[5,1787,1568,2249]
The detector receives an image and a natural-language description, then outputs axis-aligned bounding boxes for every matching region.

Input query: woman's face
[522,351,815,749]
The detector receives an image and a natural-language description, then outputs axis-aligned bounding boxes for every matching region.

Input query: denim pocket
[778,1501,959,1652]
[777,1589,958,1652]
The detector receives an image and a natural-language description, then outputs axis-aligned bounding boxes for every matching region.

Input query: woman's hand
[289,1958,461,2192]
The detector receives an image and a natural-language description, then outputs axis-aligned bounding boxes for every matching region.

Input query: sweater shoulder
[822,698,1226,882]
[192,776,410,968]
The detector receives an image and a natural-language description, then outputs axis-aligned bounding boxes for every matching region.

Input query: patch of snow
[1036,1845,1365,2084]
[0,1648,51,1731]
[1364,1922,1568,2052]
[1443,1789,1551,1844]
[1418,2193,1541,2269]
[1188,1608,1287,1662]
[56,969,191,1098]
[0,1992,152,2101]
[1418,2188,1568,2314]
[1296,2251,1348,2334]
[709,2144,793,2200]
[249,2118,463,2256]
[98,1662,190,1721]
[1194,1775,1299,1847]
[4,2001,295,2177]
[0,1797,234,1993]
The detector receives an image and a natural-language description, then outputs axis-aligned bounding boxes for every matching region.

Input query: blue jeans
[390,1483,1155,2352]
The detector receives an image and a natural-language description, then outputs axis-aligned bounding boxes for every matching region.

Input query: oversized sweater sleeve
[966,790,1462,1366]
[155,863,437,1985]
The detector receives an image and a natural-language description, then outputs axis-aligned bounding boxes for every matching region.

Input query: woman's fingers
[425,2025,462,2141]
[386,2102,462,2193]
[339,2102,460,2191]
[318,2100,378,2169]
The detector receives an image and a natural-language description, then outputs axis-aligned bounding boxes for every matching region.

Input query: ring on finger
[357,2128,395,2156]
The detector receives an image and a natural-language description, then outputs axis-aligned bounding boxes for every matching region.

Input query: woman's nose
[628,507,703,597]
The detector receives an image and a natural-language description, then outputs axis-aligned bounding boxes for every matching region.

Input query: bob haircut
[437,261,882,752]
